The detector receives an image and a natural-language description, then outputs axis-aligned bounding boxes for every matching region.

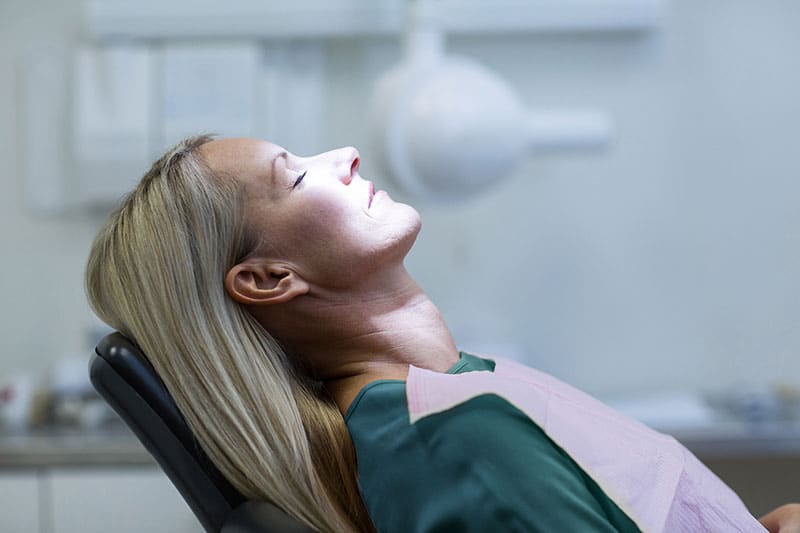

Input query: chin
[399,200,422,224]
[392,208,423,259]
[399,203,422,239]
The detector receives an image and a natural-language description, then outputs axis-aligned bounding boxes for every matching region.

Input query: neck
[253,265,459,415]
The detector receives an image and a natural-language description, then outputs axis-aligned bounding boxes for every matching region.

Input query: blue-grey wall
[1,0,799,400]
[329,1,800,396]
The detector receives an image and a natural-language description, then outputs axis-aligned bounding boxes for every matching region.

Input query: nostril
[350,156,360,176]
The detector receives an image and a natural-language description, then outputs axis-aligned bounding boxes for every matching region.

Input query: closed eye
[291,170,307,190]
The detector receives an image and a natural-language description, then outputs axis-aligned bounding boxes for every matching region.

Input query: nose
[338,147,360,185]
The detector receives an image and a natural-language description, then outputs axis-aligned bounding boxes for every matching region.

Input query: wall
[0,0,101,382]
[1,0,799,400]
[328,0,800,396]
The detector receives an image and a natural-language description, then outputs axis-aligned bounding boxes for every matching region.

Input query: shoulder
[414,392,559,458]
[347,378,546,454]
[347,378,566,468]
[348,382,616,532]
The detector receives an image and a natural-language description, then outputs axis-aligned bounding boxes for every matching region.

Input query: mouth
[368,181,375,208]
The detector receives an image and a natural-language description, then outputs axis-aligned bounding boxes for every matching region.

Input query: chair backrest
[90,331,312,533]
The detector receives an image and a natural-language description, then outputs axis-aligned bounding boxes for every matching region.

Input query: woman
[86,135,797,532]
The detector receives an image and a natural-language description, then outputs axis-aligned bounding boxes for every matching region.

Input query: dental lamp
[368,0,614,201]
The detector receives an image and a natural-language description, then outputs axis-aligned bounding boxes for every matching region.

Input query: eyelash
[291,170,307,190]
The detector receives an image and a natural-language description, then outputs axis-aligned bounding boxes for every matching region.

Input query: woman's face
[201,138,421,289]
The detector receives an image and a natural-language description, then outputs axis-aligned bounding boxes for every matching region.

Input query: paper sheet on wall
[161,42,260,148]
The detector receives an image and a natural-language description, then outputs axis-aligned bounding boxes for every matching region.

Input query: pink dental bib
[406,356,765,533]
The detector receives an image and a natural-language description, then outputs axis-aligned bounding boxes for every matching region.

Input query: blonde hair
[85,135,375,532]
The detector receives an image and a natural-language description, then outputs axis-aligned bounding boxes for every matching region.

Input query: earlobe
[225,262,309,306]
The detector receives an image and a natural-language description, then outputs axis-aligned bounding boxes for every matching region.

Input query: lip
[368,181,375,207]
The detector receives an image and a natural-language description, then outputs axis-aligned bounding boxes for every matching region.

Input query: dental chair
[89,332,314,533]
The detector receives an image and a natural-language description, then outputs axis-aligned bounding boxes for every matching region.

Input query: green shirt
[345,352,641,532]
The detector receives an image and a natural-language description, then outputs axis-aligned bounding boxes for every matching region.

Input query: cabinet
[0,467,199,533]
[0,472,40,533]
[48,467,199,533]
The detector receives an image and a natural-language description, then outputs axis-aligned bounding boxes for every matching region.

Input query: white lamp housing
[368,1,614,201]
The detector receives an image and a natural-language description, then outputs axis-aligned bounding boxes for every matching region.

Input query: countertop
[0,423,153,468]
[666,420,800,458]
[2,420,799,469]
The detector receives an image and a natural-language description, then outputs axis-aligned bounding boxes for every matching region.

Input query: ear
[225,260,309,306]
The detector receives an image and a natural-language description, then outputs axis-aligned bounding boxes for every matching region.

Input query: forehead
[199,138,285,187]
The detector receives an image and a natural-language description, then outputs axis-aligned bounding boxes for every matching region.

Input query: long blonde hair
[85,135,375,532]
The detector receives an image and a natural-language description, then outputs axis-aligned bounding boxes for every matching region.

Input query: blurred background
[1,0,799,531]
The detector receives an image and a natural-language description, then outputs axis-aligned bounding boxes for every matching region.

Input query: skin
[201,138,800,528]
[760,504,800,533]
[199,138,459,415]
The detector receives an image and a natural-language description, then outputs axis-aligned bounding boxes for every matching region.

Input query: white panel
[86,0,405,39]
[21,45,153,213]
[21,48,70,214]
[48,468,198,533]
[256,42,326,155]
[72,45,152,206]
[160,42,260,149]
[440,0,664,33]
[0,472,40,533]
[85,0,664,39]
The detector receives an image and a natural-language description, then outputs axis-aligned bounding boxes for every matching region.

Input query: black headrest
[90,332,245,532]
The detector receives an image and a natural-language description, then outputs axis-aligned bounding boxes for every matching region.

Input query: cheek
[295,198,353,243]
[280,196,365,264]
[264,192,418,286]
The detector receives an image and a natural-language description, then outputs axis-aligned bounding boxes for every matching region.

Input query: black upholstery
[90,332,314,533]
